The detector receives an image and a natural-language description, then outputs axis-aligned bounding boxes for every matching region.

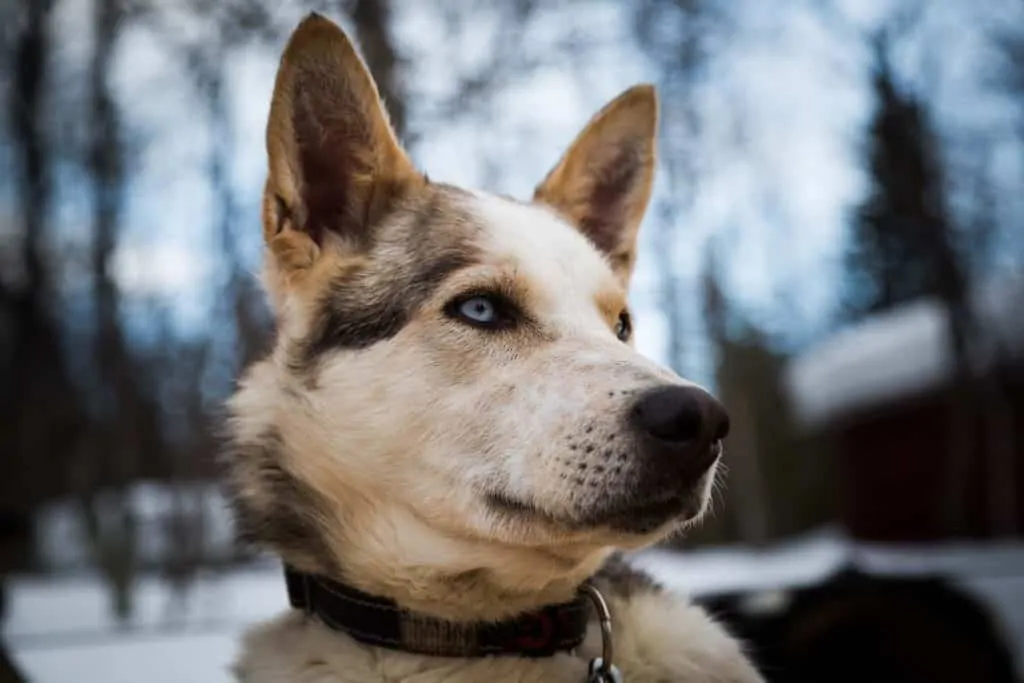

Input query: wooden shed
[784,276,1024,542]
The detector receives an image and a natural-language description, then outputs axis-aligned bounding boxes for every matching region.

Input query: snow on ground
[17,631,242,683]
[7,529,1024,682]
[7,565,284,642]
[7,566,286,683]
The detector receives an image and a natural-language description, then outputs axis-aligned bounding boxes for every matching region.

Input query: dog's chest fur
[233,571,762,683]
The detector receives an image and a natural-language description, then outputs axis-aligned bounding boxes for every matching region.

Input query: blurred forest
[1,0,1023,650]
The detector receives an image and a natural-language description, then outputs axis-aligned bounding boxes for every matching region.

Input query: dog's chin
[577,485,711,536]
[486,477,713,540]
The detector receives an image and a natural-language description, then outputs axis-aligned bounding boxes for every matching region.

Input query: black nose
[631,385,730,444]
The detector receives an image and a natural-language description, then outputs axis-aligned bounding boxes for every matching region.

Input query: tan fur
[227,12,763,683]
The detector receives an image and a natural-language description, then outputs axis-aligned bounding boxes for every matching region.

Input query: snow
[784,298,950,428]
[7,529,1024,682]
[7,567,286,683]
[784,274,1024,428]
[635,528,1024,594]
[7,567,284,641]
[16,631,242,683]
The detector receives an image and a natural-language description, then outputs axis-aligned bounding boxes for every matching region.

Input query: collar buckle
[579,583,623,683]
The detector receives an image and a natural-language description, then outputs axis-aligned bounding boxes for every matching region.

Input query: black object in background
[700,568,1018,683]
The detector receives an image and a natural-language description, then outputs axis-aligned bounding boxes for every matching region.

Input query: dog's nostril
[631,385,729,445]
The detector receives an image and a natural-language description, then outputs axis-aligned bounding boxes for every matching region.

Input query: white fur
[471,191,616,334]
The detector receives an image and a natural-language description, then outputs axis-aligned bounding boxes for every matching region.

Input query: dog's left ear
[534,85,657,284]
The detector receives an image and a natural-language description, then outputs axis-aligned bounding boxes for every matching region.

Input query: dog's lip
[484,490,562,525]
[486,486,692,533]
[485,491,536,515]
[586,489,689,526]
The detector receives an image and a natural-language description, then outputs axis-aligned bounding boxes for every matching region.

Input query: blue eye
[446,292,520,330]
[458,296,498,324]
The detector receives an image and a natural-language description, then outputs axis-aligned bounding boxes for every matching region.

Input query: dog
[225,13,764,683]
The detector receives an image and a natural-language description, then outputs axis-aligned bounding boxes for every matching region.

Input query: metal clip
[587,657,623,683]
[579,583,623,683]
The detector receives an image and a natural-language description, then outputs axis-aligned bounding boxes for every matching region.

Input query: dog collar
[283,565,591,659]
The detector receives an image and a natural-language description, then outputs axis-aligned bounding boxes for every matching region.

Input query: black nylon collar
[284,565,590,658]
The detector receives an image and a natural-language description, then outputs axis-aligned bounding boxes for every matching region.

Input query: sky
[33,0,1022,384]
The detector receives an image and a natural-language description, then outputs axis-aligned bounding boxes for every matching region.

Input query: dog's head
[227,14,728,617]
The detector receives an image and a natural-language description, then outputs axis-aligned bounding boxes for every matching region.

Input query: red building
[785,277,1024,543]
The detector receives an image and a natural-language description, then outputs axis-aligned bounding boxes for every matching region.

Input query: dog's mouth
[583,487,703,534]
[486,440,721,535]
[487,486,705,536]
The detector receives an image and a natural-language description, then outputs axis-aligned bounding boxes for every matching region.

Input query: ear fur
[263,13,423,274]
[534,85,658,283]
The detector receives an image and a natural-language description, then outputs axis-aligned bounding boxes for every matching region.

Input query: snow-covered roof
[785,273,1024,429]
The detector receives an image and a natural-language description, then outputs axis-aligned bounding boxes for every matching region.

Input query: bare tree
[632,0,725,377]
[1,1,71,677]
[76,0,166,622]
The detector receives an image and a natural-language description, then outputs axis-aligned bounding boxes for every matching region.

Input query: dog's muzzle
[583,384,728,533]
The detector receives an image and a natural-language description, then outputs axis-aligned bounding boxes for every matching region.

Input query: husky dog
[225,13,763,683]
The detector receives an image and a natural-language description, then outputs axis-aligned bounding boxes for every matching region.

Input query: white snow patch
[14,631,242,683]
[7,567,286,683]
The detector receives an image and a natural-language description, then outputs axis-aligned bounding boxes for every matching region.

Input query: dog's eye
[445,293,519,330]
[615,311,632,342]
[458,296,497,324]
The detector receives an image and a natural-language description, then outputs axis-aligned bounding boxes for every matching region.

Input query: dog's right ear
[262,13,423,274]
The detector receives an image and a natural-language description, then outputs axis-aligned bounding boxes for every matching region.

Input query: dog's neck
[284,478,619,622]
[291,540,614,623]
